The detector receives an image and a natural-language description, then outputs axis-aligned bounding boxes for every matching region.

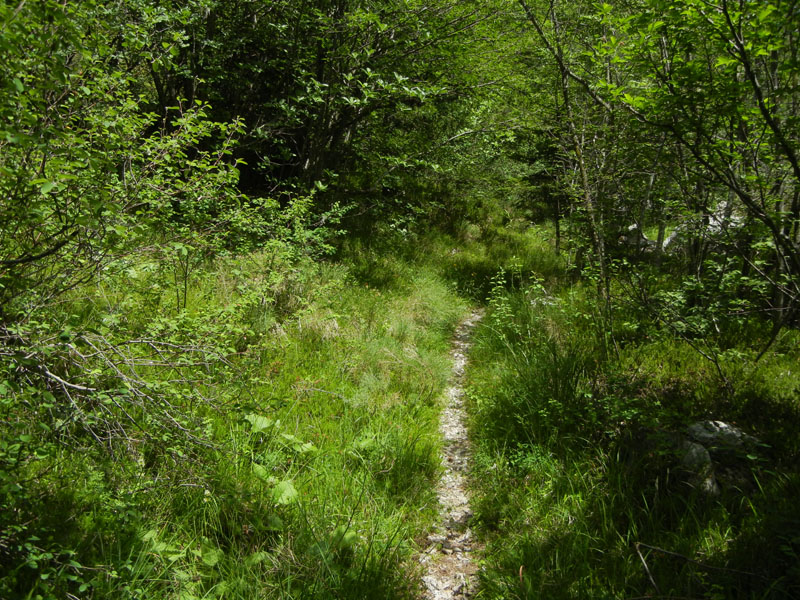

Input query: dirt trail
[419,310,483,600]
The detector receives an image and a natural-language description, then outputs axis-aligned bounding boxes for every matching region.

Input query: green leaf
[271,480,298,505]
[280,433,316,454]
[245,551,270,567]
[622,93,645,109]
[201,547,223,567]
[758,5,776,21]
[251,463,275,484]
[245,414,275,433]
[39,181,56,194]
[12,78,23,92]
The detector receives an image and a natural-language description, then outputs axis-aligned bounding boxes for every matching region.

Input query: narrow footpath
[419,310,483,599]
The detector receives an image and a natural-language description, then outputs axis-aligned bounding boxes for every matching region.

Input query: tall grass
[0,241,468,599]
[466,245,800,599]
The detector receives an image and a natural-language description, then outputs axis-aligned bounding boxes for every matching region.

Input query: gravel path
[419,310,483,600]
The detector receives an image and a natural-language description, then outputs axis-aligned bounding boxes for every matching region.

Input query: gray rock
[687,420,758,450]
[680,440,720,495]
[682,421,764,494]
[681,440,712,471]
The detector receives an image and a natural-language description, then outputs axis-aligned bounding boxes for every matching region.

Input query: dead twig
[635,542,662,595]
[635,542,764,580]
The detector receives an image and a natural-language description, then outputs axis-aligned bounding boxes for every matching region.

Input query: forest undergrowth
[465,225,800,600]
[1,230,481,600]
[3,211,800,600]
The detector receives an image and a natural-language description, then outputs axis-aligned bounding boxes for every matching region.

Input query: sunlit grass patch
[0,240,468,599]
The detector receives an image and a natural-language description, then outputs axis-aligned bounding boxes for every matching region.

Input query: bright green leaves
[270,480,299,506]
[251,465,300,505]
[251,463,271,482]
[37,180,57,195]
[280,433,316,455]
[244,550,271,567]
[246,413,317,457]
[598,2,613,16]
[245,411,309,506]
[245,414,276,433]
[0,0,249,315]
[310,524,360,562]
[622,92,648,111]
[200,546,223,568]
[757,4,777,23]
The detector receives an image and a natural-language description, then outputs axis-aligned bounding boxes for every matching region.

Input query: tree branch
[517,0,612,112]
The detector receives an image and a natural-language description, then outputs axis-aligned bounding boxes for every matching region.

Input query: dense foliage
[461,2,800,598]
[2,0,799,598]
